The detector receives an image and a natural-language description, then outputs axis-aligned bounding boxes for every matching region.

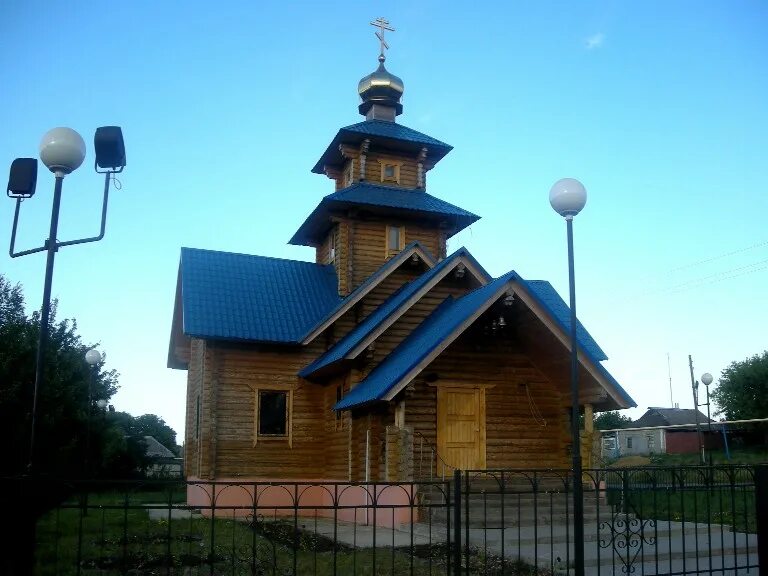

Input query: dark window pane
[259,391,287,435]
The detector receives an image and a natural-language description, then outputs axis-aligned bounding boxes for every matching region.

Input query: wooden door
[436,386,486,471]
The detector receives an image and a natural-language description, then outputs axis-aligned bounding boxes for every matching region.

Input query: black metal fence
[9,465,767,575]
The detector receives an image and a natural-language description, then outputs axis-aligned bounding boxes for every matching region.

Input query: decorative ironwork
[599,510,657,573]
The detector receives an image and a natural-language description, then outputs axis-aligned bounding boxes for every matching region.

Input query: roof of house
[180,247,341,343]
[300,241,436,344]
[633,408,713,428]
[289,183,480,246]
[335,270,635,411]
[526,280,607,362]
[143,436,176,458]
[311,120,453,174]
[335,272,519,409]
[299,247,490,377]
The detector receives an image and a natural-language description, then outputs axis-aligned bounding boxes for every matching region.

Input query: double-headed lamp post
[549,177,587,576]
[6,126,126,472]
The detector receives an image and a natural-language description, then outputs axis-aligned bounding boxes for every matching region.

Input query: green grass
[649,447,768,467]
[598,463,759,534]
[34,488,541,575]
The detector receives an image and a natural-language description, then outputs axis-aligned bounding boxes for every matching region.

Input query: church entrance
[436,385,486,471]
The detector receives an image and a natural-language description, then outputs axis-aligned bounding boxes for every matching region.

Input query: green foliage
[710,350,768,420]
[594,410,633,430]
[0,274,179,478]
[0,275,118,476]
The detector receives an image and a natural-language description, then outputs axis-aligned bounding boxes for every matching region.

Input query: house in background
[601,407,719,459]
[142,436,182,478]
[168,33,635,523]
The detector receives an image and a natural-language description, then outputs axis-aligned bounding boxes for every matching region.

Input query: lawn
[34,487,544,575]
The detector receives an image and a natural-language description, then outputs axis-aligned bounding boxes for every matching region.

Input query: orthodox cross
[370,17,395,59]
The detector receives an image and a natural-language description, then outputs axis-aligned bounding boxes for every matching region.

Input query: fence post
[756,465,768,576]
[453,469,462,575]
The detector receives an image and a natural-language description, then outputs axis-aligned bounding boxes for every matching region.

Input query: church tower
[289,18,479,295]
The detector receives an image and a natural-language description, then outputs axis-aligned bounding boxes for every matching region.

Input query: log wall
[405,334,572,472]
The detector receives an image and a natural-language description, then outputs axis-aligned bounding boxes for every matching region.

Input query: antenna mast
[667,352,673,406]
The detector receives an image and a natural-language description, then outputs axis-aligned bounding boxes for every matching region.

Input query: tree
[0,274,119,476]
[711,351,768,420]
[594,410,633,430]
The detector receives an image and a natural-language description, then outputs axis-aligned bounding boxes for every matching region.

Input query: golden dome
[358,56,404,97]
[358,56,404,117]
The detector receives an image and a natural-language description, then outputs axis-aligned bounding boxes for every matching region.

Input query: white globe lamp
[39,127,86,175]
[549,178,587,218]
[85,348,101,366]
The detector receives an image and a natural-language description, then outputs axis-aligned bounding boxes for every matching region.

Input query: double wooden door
[436,385,486,471]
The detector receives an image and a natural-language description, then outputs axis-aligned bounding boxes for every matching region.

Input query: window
[335,386,343,430]
[328,229,336,264]
[626,436,633,449]
[378,160,400,183]
[647,434,655,451]
[254,388,292,446]
[258,391,287,435]
[386,225,405,256]
[343,160,354,187]
[195,395,200,440]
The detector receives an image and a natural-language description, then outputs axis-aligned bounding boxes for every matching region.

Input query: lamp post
[688,356,707,465]
[84,349,101,476]
[6,126,125,472]
[549,177,587,576]
[700,372,714,464]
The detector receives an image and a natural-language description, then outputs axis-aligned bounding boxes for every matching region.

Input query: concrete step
[398,521,758,574]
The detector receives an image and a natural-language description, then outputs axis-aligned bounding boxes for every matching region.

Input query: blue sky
[1,1,766,438]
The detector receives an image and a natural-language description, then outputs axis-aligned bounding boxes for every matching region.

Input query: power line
[668,239,768,273]
[667,261,768,294]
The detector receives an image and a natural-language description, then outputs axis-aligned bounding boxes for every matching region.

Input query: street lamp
[549,177,587,576]
[700,372,714,463]
[6,126,126,472]
[84,349,101,476]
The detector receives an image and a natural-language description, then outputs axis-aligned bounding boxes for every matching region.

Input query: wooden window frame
[385,225,405,257]
[253,387,293,448]
[328,228,336,264]
[343,160,355,187]
[378,160,401,184]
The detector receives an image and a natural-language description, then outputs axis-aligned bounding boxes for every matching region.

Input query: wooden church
[167,24,635,499]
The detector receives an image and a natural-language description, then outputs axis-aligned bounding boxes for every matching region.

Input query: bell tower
[289,19,480,295]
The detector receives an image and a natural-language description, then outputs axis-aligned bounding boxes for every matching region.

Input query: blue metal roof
[335,272,635,410]
[180,248,341,344]
[335,272,518,409]
[311,120,453,174]
[289,183,480,246]
[299,241,435,343]
[300,247,489,377]
[525,280,608,362]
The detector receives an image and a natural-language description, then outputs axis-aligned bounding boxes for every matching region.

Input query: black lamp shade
[7,158,37,198]
[94,126,126,170]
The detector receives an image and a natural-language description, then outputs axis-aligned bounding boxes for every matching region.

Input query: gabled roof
[289,183,480,246]
[335,272,517,409]
[300,247,491,378]
[143,436,176,458]
[526,280,607,361]
[634,408,713,428]
[180,248,340,344]
[311,120,453,174]
[335,272,636,411]
[300,241,436,344]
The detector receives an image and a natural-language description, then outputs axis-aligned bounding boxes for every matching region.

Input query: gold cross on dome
[370,17,395,58]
